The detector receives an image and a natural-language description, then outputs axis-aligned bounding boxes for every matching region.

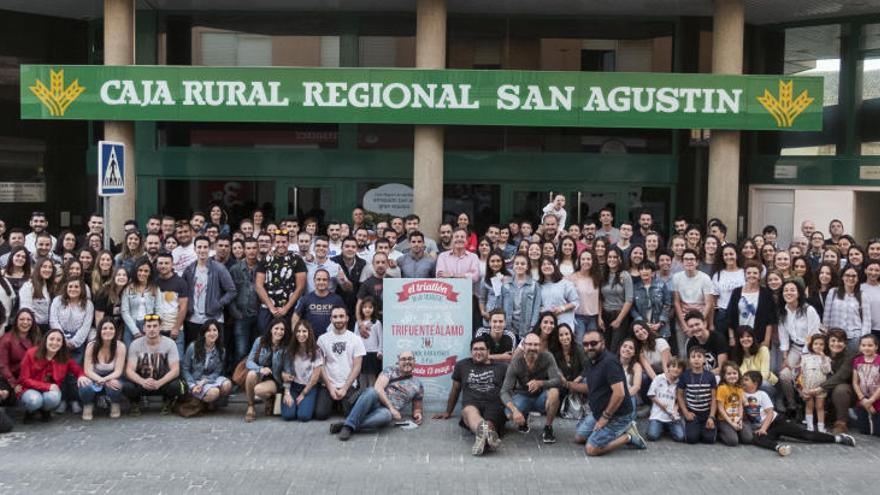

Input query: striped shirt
[677,369,716,416]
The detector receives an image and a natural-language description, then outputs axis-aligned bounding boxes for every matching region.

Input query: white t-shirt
[642,338,670,375]
[293,349,324,386]
[647,373,680,422]
[172,243,197,276]
[359,320,383,353]
[743,389,777,426]
[712,269,745,310]
[317,329,366,389]
[672,271,714,305]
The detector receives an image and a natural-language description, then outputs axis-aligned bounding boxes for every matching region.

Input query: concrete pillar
[413,0,446,235]
[103,0,136,243]
[707,0,744,238]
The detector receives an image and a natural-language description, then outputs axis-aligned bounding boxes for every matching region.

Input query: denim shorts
[576,409,635,449]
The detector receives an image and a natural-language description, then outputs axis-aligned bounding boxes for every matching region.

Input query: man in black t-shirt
[255,230,307,332]
[356,252,387,320]
[433,337,508,456]
[684,311,729,375]
[473,310,515,363]
[571,328,646,456]
[155,252,189,358]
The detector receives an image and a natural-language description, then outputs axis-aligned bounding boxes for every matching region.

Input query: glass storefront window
[859,24,880,155]
[158,179,275,227]
[780,25,841,156]
[359,36,415,67]
[443,184,501,235]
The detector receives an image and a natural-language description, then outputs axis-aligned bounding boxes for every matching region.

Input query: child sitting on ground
[646,357,685,442]
[797,333,832,432]
[676,346,717,444]
[716,362,750,446]
[742,370,855,457]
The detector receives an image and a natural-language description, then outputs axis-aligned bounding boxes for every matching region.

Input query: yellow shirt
[739,346,778,385]
[715,383,744,423]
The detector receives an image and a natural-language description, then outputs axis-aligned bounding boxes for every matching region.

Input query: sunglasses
[275,229,289,235]
[144,314,160,322]
[582,340,602,348]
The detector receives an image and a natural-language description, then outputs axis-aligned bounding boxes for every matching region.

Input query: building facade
[4,1,880,245]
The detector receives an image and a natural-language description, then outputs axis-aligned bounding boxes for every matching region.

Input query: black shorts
[460,400,507,431]
[361,352,382,375]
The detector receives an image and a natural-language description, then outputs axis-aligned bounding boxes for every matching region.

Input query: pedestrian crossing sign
[98,140,125,196]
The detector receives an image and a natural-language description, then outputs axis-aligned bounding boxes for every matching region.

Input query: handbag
[175,394,205,418]
[560,392,588,420]
[232,359,249,388]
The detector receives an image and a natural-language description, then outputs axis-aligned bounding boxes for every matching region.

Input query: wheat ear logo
[29,69,85,117]
[757,80,814,128]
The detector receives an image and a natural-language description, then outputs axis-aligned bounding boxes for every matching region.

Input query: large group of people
[0,203,878,459]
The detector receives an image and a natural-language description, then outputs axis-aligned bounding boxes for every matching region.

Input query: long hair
[712,243,741,279]
[484,250,510,285]
[779,280,808,321]
[36,328,70,363]
[91,317,122,365]
[835,265,863,302]
[531,311,559,353]
[120,230,144,260]
[91,249,115,295]
[258,317,291,358]
[602,246,625,288]
[618,337,638,377]
[357,296,379,323]
[194,319,225,363]
[60,278,88,309]
[632,320,656,352]
[9,308,41,345]
[104,267,129,306]
[4,246,31,278]
[556,236,578,265]
[56,259,84,296]
[730,326,759,365]
[53,230,78,256]
[29,257,56,301]
[574,249,603,288]
[626,245,646,272]
[289,320,318,361]
[129,258,158,297]
[537,256,562,284]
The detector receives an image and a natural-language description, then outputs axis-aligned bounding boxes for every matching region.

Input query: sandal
[245,405,255,423]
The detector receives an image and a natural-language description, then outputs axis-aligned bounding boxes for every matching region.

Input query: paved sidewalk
[0,404,876,494]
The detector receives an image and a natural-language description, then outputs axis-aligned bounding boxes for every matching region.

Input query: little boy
[741,371,856,457]
[676,346,717,444]
[646,357,685,442]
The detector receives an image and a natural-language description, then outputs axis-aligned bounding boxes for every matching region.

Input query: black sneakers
[542,425,556,444]
[338,426,353,441]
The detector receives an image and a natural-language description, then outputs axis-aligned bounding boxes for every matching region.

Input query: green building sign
[21,65,823,131]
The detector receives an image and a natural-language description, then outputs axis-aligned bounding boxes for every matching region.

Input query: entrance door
[275,180,342,226]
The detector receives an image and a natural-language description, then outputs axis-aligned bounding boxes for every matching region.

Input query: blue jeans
[21,389,62,412]
[78,384,123,405]
[234,315,260,363]
[574,314,599,343]
[508,391,548,417]
[123,320,145,347]
[684,415,717,444]
[343,388,393,432]
[713,308,728,336]
[575,408,636,449]
[647,419,685,442]
[280,384,318,422]
[159,329,186,360]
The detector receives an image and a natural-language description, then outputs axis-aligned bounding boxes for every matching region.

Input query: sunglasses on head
[144,314,160,322]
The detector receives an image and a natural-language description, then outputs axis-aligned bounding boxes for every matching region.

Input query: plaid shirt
[823,288,872,339]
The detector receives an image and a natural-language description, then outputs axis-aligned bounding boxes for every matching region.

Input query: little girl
[357,296,383,388]
[716,362,751,446]
[852,334,880,436]
[797,333,832,432]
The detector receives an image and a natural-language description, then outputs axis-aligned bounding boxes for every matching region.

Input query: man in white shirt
[24,212,56,254]
[315,306,365,420]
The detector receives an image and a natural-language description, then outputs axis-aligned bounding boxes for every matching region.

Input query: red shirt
[0,331,35,388]
[17,347,83,397]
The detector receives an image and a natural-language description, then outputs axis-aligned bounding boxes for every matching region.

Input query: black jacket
[726,286,778,342]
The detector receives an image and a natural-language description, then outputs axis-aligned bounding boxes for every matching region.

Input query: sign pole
[103,196,110,252]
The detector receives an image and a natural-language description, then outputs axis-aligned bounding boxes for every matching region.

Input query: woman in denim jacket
[630,261,672,339]
[120,259,158,346]
[502,253,542,341]
[182,320,232,409]
[244,317,291,422]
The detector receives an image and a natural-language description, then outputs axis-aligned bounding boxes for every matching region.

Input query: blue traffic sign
[98,140,125,196]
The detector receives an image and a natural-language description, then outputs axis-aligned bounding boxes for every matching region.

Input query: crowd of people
[0,199,878,459]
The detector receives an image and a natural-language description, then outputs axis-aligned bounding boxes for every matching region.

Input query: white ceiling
[3,0,880,25]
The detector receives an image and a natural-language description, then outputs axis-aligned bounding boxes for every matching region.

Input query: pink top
[568,272,600,316]
[435,250,481,283]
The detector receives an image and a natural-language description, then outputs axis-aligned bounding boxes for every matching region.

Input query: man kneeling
[501,333,562,443]
[330,351,423,440]
[572,328,647,456]
[433,336,508,455]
